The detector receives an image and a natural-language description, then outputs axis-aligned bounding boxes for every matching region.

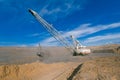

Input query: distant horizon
[0,43,119,47]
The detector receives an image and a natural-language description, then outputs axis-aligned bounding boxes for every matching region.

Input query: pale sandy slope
[0,62,79,80]
[50,57,120,80]
[0,56,120,80]
[0,44,120,80]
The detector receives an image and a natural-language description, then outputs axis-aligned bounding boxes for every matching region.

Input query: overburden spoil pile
[90,44,120,54]
[0,57,120,80]
[68,56,120,80]
[0,62,70,80]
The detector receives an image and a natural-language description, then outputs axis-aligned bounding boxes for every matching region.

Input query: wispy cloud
[64,22,120,38]
[39,0,86,20]
[84,33,120,43]
[0,42,28,47]
[40,22,120,46]
[40,37,59,46]
[27,33,41,37]
[27,32,50,38]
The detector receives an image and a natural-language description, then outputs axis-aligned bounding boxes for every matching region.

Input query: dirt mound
[0,62,74,80]
[68,56,120,80]
[0,57,120,80]
[113,46,120,54]
[0,45,120,80]
[90,44,120,54]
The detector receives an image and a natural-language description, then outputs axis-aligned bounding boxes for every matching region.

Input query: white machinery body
[70,35,91,55]
[75,47,91,55]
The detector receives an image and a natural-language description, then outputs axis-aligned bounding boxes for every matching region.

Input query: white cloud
[84,33,120,43]
[16,44,28,47]
[4,21,119,47]
[13,43,39,47]
[29,33,40,37]
[40,22,120,46]
[27,33,41,37]
[64,22,120,38]
[40,37,60,46]
[27,32,49,38]
[39,0,84,20]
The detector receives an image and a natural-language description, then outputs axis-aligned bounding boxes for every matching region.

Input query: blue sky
[0,0,120,47]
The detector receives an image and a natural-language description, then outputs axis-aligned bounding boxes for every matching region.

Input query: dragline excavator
[28,9,91,56]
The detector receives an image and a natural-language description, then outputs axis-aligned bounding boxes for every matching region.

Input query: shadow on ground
[67,64,83,80]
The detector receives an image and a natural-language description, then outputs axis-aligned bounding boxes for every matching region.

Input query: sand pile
[0,62,73,80]
[68,56,120,80]
[0,57,120,80]
[90,44,120,54]
[113,46,120,54]
[0,45,120,80]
